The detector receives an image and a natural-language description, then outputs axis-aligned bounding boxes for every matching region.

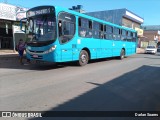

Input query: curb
[0,54,19,60]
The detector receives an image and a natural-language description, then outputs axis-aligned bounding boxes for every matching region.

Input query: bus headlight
[43,45,57,54]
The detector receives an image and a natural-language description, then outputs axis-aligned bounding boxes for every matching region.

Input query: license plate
[33,55,38,58]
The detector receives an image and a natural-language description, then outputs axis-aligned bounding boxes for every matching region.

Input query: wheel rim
[121,53,124,58]
[121,50,124,59]
[81,54,87,63]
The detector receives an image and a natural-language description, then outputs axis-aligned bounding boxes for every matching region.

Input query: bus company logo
[2,112,11,117]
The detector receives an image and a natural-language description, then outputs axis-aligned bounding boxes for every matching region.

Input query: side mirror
[20,18,27,33]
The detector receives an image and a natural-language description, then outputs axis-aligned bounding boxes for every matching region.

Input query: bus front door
[61,43,73,62]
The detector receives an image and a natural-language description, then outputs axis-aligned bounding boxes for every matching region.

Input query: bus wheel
[78,50,89,66]
[120,49,125,60]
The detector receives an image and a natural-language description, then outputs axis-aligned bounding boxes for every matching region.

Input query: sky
[1,0,159,25]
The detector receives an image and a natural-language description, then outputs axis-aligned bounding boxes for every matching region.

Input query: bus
[21,5,137,66]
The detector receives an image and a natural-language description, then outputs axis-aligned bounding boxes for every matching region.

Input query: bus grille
[30,55,43,59]
[29,50,44,53]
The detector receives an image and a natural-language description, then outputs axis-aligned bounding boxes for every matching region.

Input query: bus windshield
[27,14,56,42]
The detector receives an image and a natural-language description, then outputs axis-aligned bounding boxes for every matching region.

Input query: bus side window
[127,31,132,42]
[121,29,126,41]
[132,32,136,42]
[113,31,116,40]
[104,25,107,39]
[119,29,122,40]
[88,20,92,37]
[78,17,92,38]
[130,32,133,42]
[100,24,103,39]
[113,27,121,40]
[106,25,113,39]
[58,12,76,44]
[79,18,86,37]
[93,21,103,39]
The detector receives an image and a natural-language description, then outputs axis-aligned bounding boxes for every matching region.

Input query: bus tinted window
[128,31,131,37]
[78,17,92,38]
[122,29,126,36]
[93,22,103,39]
[104,25,112,40]
[107,25,113,34]
[121,29,126,40]
[114,28,119,35]
[132,32,137,42]
[126,31,133,42]
[114,27,121,40]
[58,12,75,44]
[104,25,107,39]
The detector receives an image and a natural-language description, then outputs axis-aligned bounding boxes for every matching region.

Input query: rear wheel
[120,49,125,60]
[78,50,89,66]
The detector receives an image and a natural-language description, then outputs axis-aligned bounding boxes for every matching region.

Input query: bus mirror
[20,18,27,33]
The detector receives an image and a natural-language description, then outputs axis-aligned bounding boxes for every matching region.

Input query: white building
[0,2,28,50]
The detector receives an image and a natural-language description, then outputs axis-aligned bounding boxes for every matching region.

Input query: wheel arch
[122,47,126,55]
[81,47,91,60]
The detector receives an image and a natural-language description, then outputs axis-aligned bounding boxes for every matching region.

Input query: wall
[0,20,13,49]
[86,9,125,25]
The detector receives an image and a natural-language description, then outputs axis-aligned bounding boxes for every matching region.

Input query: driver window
[58,12,75,44]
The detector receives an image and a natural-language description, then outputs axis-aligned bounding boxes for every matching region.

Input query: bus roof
[55,6,136,32]
[27,5,136,33]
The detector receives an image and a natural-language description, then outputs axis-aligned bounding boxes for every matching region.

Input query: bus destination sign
[27,6,54,17]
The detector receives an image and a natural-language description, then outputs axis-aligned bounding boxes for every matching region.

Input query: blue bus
[21,5,137,66]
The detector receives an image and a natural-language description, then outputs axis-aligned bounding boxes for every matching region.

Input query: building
[69,5,85,13]
[0,2,27,50]
[86,8,144,47]
[86,8,143,28]
[140,25,160,47]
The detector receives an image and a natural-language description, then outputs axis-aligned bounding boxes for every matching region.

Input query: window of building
[122,17,133,29]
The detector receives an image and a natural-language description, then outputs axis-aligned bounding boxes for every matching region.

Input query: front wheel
[78,50,89,66]
[120,49,125,60]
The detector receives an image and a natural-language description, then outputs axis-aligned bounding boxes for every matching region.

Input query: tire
[120,49,125,60]
[78,50,89,66]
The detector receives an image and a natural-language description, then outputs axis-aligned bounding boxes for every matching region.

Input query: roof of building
[142,25,160,31]
[86,8,144,24]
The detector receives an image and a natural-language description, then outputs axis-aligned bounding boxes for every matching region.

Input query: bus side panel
[125,42,136,56]
[100,40,113,58]
[112,40,123,56]
[132,42,137,54]
[75,38,100,60]
[89,39,101,59]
